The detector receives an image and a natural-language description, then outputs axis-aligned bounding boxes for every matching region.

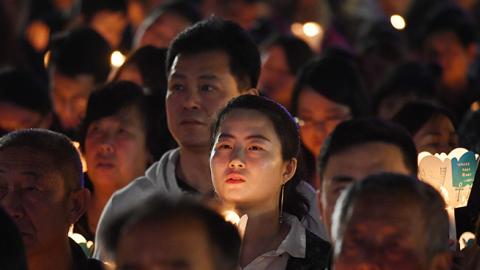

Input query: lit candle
[390,15,406,30]
[110,51,126,68]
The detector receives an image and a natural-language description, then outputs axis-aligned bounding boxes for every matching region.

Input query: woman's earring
[279,184,285,224]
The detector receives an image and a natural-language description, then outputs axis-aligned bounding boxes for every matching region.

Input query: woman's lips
[225,173,246,184]
[226,179,246,184]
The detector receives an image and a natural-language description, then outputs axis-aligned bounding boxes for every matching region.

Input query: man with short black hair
[0,129,98,270]
[48,27,112,139]
[318,118,418,238]
[105,195,241,270]
[0,68,52,134]
[332,173,452,270]
[94,17,259,260]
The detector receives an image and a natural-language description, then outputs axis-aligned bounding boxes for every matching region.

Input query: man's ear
[429,251,452,270]
[243,88,259,96]
[282,158,297,184]
[67,188,91,224]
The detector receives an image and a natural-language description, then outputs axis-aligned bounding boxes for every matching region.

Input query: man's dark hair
[291,49,369,117]
[49,27,112,83]
[0,68,51,115]
[318,118,418,181]
[81,0,128,23]
[373,61,438,115]
[262,35,314,76]
[105,195,241,270]
[332,173,449,263]
[392,101,456,136]
[80,81,166,161]
[0,129,83,192]
[166,17,261,90]
[212,95,309,220]
[420,3,477,48]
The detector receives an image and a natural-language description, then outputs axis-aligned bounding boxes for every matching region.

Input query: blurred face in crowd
[378,0,412,15]
[89,10,128,49]
[413,114,458,154]
[424,31,477,90]
[296,88,351,157]
[320,142,412,238]
[0,147,84,257]
[85,106,150,189]
[139,12,192,49]
[210,109,295,212]
[51,71,95,130]
[166,50,242,150]
[0,102,51,133]
[258,45,295,109]
[116,64,143,86]
[116,218,215,270]
[334,197,429,270]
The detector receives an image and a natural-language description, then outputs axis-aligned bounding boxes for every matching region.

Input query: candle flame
[390,15,406,30]
[111,51,126,68]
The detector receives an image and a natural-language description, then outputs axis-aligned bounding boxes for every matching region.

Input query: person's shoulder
[286,229,332,270]
[297,180,317,198]
[70,239,105,270]
[305,229,331,255]
[85,258,105,270]
[111,174,155,204]
[110,148,181,209]
[306,229,331,269]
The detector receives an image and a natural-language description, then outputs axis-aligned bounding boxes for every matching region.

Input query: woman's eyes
[248,145,264,151]
[216,143,232,150]
[215,143,264,151]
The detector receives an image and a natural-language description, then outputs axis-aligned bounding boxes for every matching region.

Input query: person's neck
[28,239,73,270]
[239,207,289,267]
[177,146,213,194]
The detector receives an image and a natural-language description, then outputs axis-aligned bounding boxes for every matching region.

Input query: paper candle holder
[418,148,479,208]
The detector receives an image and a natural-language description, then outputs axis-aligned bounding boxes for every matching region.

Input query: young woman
[210,95,331,269]
[291,50,369,187]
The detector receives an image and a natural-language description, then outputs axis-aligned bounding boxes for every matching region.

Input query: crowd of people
[2,0,480,269]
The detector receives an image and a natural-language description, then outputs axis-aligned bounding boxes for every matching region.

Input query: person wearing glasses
[290,49,369,188]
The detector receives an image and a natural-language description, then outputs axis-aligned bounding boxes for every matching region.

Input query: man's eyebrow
[218,133,271,142]
[246,134,271,142]
[331,175,355,184]
[198,74,220,80]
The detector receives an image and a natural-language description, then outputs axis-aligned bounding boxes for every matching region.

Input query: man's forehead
[169,51,231,74]
[325,142,409,181]
[0,147,55,175]
[350,193,422,223]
